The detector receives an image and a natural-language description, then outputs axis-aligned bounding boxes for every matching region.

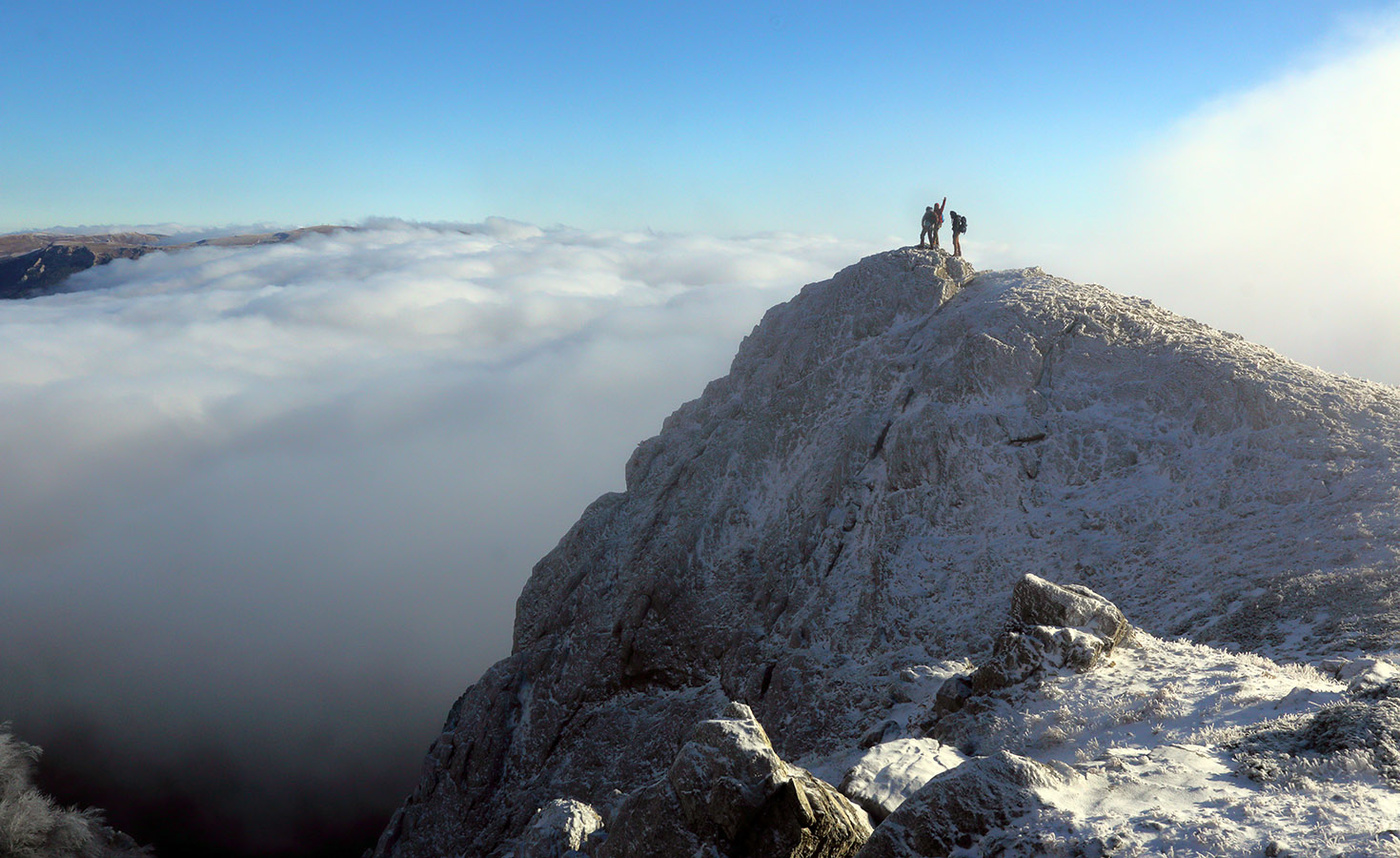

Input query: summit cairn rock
[598,702,872,858]
[929,575,1132,728]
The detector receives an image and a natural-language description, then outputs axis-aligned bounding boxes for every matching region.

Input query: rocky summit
[372,246,1400,858]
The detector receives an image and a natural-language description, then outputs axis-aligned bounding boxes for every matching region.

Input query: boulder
[514,799,604,858]
[839,739,967,822]
[855,751,1065,858]
[599,702,872,858]
[1009,574,1130,649]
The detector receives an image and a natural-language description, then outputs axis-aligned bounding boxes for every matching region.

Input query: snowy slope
[372,247,1400,858]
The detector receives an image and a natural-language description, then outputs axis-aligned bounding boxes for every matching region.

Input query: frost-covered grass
[0,727,146,858]
[0,729,101,858]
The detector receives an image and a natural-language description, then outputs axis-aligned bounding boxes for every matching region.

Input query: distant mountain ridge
[0,226,347,298]
[371,246,1400,857]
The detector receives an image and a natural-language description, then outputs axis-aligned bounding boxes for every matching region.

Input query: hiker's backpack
[953,213,967,235]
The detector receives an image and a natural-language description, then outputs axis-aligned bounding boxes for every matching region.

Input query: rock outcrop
[593,702,871,858]
[838,739,967,823]
[513,799,603,858]
[373,246,1400,857]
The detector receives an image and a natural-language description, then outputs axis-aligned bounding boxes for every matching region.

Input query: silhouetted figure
[950,210,967,257]
[919,197,946,248]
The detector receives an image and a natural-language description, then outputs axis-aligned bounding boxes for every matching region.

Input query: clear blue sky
[4,0,1396,243]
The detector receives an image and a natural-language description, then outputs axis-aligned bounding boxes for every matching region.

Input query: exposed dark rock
[0,242,150,299]
[0,227,347,298]
[597,702,871,858]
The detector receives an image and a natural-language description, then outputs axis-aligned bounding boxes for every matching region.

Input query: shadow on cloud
[0,219,878,856]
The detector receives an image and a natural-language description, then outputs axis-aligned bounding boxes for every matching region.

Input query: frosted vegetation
[0,729,145,858]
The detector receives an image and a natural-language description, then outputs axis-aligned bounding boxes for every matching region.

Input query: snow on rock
[838,738,968,822]
[372,246,1400,858]
[1009,573,1130,648]
[855,750,1068,858]
[513,799,603,858]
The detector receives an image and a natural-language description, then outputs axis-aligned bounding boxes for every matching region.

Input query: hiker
[950,210,967,257]
[919,197,946,248]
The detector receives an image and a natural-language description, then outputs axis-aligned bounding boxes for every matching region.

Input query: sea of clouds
[0,219,881,854]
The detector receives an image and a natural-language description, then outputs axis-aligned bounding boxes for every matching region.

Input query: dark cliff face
[0,227,348,299]
[0,240,154,299]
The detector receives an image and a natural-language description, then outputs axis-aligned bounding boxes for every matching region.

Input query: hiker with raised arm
[919,197,946,248]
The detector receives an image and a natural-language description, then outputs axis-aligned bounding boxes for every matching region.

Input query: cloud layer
[0,220,879,855]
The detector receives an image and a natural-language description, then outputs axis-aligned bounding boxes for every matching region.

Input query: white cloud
[1056,16,1400,386]
[0,220,881,849]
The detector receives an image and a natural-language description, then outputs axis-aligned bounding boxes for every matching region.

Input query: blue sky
[6,1,1396,241]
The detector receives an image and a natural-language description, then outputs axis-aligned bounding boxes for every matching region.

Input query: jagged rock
[1009,574,1130,649]
[936,576,1129,711]
[736,770,873,858]
[927,675,974,721]
[669,702,788,841]
[969,625,1108,694]
[839,739,967,822]
[514,799,604,858]
[855,751,1066,858]
[598,703,871,858]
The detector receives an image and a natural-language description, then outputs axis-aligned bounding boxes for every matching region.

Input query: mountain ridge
[373,246,1400,857]
[0,226,348,298]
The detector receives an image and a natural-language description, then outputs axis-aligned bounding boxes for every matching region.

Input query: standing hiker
[919,197,946,248]
[950,210,967,257]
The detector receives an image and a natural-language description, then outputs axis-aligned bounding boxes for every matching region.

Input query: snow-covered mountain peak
[375,248,1400,858]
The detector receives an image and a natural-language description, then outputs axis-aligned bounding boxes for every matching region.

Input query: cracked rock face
[373,247,1400,857]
